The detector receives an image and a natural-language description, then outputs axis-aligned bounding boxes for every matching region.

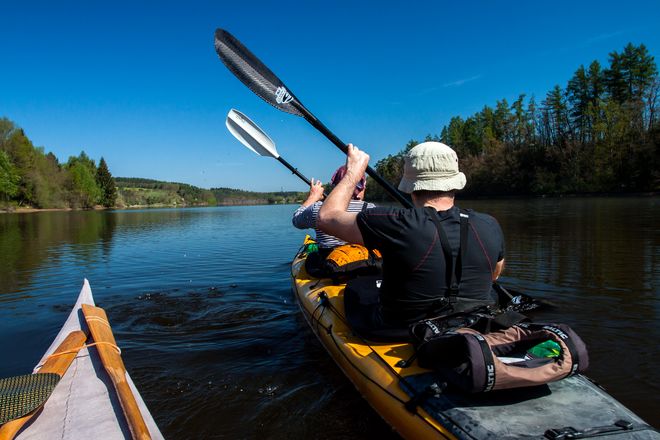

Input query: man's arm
[493,259,505,280]
[317,144,369,245]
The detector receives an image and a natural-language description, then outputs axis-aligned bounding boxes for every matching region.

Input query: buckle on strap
[544,420,634,439]
[544,427,579,440]
[448,285,459,304]
[404,382,446,414]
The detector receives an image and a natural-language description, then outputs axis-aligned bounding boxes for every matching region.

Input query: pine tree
[568,65,591,142]
[96,157,117,208]
[542,85,572,147]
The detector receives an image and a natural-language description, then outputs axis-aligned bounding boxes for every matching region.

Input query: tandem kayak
[291,237,659,439]
[5,279,163,440]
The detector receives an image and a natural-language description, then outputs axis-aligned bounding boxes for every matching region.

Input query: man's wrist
[301,197,317,207]
[343,168,362,187]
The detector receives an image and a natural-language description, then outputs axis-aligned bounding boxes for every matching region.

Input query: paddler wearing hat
[318,142,505,339]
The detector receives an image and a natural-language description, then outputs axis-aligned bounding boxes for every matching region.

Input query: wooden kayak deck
[15,279,163,440]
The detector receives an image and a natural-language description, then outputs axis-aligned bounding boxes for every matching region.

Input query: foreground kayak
[292,237,659,439]
[9,279,163,440]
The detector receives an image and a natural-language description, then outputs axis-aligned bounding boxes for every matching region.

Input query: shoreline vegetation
[366,42,659,202]
[0,176,308,213]
[3,190,657,215]
[1,43,658,211]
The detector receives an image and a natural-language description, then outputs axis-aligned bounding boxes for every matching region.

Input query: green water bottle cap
[305,243,319,254]
[527,340,562,358]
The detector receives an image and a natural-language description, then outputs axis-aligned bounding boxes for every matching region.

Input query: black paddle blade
[215,29,305,117]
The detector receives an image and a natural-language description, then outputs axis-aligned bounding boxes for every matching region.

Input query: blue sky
[2,0,659,192]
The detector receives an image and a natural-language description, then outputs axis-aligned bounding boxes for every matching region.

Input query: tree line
[0,118,117,208]
[4,42,656,208]
[0,120,306,209]
[367,42,659,201]
[116,179,305,206]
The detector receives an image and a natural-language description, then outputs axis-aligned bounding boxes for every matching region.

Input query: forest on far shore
[0,119,304,210]
[2,42,658,209]
[366,42,659,201]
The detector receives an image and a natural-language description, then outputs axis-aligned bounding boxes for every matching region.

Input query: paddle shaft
[293,102,413,208]
[216,29,411,207]
[0,331,87,440]
[276,156,328,198]
[276,156,311,186]
[81,304,151,440]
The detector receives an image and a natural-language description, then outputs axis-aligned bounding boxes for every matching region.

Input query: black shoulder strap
[537,324,583,377]
[469,332,496,392]
[427,208,469,304]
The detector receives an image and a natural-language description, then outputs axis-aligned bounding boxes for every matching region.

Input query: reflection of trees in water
[0,218,22,294]
[468,197,658,308]
[0,211,118,294]
[0,208,235,295]
[2,200,656,302]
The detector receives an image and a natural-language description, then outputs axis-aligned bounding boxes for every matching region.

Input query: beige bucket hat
[397,142,466,194]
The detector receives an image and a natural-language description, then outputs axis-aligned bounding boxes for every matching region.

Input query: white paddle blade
[226,109,279,158]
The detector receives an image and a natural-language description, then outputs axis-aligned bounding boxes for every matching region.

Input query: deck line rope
[35,342,122,371]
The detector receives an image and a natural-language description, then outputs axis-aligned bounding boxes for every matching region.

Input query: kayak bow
[4,279,163,440]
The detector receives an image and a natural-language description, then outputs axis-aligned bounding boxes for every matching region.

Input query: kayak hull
[15,279,163,440]
[291,238,659,439]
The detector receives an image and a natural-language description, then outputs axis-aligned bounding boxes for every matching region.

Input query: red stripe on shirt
[413,230,438,272]
[470,223,493,275]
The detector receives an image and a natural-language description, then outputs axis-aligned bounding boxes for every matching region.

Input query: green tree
[462,116,483,155]
[605,44,658,128]
[0,150,20,203]
[96,157,117,207]
[541,85,572,147]
[0,118,69,207]
[510,95,528,147]
[67,152,101,208]
[444,117,466,154]
[568,65,591,143]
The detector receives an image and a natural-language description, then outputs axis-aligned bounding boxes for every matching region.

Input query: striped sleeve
[292,201,321,229]
[312,200,372,248]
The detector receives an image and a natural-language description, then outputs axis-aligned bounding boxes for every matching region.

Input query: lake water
[0,198,658,438]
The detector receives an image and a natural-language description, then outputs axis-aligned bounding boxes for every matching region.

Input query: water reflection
[0,211,117,297]
[0,199,657,437]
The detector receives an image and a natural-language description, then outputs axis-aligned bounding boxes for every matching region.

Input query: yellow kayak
[291,236,659,439]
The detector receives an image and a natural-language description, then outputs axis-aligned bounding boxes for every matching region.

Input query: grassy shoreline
[2,191,656,214]
[0,200,299,214]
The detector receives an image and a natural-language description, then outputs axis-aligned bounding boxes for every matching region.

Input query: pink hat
[330,165,366,199]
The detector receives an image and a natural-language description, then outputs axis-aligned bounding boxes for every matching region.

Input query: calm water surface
[0,199,658,438]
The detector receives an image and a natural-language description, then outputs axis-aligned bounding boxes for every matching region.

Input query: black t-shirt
[356,205,505,324]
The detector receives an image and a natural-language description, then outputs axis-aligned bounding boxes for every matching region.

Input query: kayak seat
[344,276,411,342]
[304,249,330,278]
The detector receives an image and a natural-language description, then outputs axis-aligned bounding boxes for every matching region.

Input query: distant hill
[115,177,305,207]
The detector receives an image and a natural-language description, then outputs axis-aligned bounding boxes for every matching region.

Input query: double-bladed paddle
[226,109,326,196]
[215,29,412,208]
